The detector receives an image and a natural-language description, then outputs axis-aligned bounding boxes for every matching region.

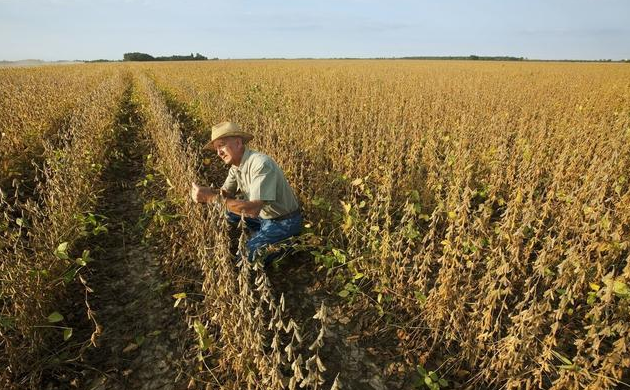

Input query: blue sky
[1,0,629,61]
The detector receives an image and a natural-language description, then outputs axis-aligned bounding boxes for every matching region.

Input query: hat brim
[203,132,254,150]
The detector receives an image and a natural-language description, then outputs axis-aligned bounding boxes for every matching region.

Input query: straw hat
[203,121,254,150]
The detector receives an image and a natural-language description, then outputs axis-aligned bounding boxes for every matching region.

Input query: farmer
[190,121,302,265]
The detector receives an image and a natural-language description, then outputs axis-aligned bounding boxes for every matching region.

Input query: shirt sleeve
[248,158,277,202]
[221,167,238,196]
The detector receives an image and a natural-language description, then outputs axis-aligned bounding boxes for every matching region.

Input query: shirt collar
[236,147,252,171]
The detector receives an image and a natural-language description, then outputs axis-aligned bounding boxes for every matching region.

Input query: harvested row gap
[45,80,190,390]
[145,74,413,390]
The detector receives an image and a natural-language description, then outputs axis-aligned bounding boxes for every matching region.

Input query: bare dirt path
[72,89,189,390]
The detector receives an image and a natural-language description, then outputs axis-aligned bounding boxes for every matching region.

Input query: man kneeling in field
[190,121,302,265]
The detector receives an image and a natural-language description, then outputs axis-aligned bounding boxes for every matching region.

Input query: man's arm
[191,183,264,217]
[224,198,264,217]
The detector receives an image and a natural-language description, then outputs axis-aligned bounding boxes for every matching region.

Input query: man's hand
[191,183,218,203]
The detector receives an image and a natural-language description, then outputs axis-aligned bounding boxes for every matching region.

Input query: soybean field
[1,60,629,390]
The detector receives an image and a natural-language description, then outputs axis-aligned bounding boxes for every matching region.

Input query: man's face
[213,136,244,166]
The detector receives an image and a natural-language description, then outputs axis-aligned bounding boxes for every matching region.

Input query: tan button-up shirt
[221,148,299,219]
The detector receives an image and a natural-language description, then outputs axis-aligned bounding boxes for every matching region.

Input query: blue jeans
[226,211,303,265]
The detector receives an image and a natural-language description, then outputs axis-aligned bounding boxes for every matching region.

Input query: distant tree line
[398,55,525,61]
[395,55,629,63]
[123,52,214,61]
[81,54,630,63]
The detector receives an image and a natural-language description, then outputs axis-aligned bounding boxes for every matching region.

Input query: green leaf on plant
[200,336,213,351]
[193,320,205,337]
[47,312,64,323]
[63,269,77,284]
[54,242,69,260]
[613,280,630,298]
[193,320,213,350]
[93,225,108,235]
[63,327,73,341]
[28,269,49,278]
[173,292,186,308]
[414,291,427,305]
[552,350,573,365]
[338,290,350,298]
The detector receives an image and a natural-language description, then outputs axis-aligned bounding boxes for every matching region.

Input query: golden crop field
[1,60,629,390]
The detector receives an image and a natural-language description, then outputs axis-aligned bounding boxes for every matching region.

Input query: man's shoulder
[247,150,276,169]
[248,149,271,160]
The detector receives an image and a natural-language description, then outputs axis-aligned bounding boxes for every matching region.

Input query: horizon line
[2,55,630,63]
